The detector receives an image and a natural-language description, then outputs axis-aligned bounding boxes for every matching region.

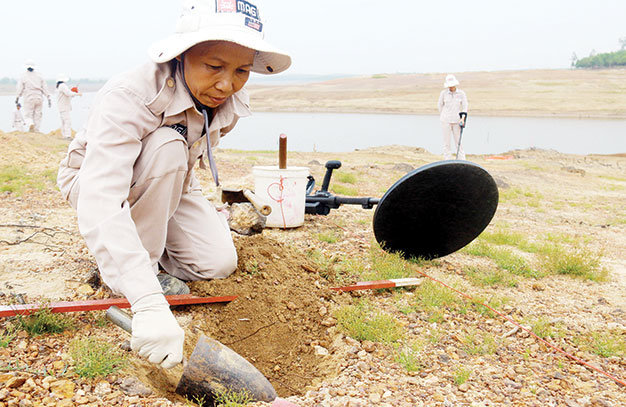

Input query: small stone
[458,383,470,392]
[5,377,26,388]
[321,317,336,327]
[50,379,76,399]
[314,345,329,356]
[361,341,376,352]
[286,302,298,310]
[94,380,112,396]
[119,377,153,397]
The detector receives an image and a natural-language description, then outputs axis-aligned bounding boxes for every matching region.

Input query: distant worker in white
[438,74,468,160]
[12,103,26,132]
[56,75,82,139]
[15,60,51,133]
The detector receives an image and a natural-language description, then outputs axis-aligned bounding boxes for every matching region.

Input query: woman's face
[181,41,255,108]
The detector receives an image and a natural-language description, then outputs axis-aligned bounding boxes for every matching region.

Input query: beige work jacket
[16,70,50,101]
[56,82,78,113]
[57,60,251,304]
[438,89,468,123]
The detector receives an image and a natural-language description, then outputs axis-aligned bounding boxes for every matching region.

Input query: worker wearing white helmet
[55,74,82,139]
[57,0,290,369]
[16,60,51,132]
[438,74,468,160]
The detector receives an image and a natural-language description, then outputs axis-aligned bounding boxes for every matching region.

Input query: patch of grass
[243,259,261,275]
[470,295,510,318]
[462,241,540,278]
[362,247,416,281]
[334,299,404,344]
[499,187,543,206]
[69,336,127,378]
[454,367,471,385]
[537,243,607,281]
[575,331,626,358]
[597,174,626,182]
[315,230,341,244]
[15,307,74,336]
[462,329,497,355]
[478,228,540,253]
[336,172,357,184]
[0,327,16,348]
[527,316,563,339]
[331,184,358,196]
[306,248,337,280]
[371,74,387,79]
[213,388,254,407]
[393,341,424,372]
[412,279,461,311]
[0,165,46,195]
[464,266,518,288]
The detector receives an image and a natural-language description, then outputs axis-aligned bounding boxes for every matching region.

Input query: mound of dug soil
[182,233,344,398]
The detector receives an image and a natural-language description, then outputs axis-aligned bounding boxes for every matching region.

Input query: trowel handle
[243,189,272,216]
[278,134,287,169]
[106,306,132,334]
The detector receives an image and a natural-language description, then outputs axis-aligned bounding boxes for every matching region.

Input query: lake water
[2,94,625,155]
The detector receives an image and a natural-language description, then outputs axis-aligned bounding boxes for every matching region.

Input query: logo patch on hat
[236,0,259,19]
[245,16,262,32]
[216,0,237,13]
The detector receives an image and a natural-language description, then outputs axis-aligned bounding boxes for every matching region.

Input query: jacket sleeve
[76,87,163,305]
[437,91,444,113]
[16,79,24,98]
[461,91,468,113]
[59,84,75,97]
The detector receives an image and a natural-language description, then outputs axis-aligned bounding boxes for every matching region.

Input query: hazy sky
[2,0,625,81]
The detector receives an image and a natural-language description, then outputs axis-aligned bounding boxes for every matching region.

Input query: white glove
[130,293,184,369]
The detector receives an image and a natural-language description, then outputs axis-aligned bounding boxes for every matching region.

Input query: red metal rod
[331,277,422,292]
[0,294,237,317]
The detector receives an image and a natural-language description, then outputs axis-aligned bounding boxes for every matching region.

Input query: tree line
[572,37,626,68]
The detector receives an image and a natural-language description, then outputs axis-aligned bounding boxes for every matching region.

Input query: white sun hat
[24,60,36,70]
[57,74,69,83]
[149,0,291,75]
[444,74,460,88]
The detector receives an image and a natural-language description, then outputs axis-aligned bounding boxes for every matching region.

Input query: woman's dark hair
[56,81,64,88]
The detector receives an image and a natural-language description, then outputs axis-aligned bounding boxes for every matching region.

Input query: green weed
[454,367,471,385]
[578,331,626,358]
[213,388,254,407]
[334,299,404,344]
[412,280,461,311]
[465,266,518,288]
[331,184,358,196]
[393,341,424,372]
[0,165,46,195]
[69,336,127,378]
[336,172,357,184]
[527,317,562,339]
[0,327,16,348]
[362,248,416,281]
[306,248,337,280]
[462,329,497,355]
[16,307,74,336]
[537,243,607,281]
[463,241,540,278]
[316,230,341,244]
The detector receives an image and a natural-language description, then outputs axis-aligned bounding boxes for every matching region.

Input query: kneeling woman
[57,0,290,369]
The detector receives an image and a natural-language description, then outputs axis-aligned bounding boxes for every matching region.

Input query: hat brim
[444,80,459,88]
[149,28,291,75]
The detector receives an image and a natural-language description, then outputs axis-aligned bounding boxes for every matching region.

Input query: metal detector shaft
[305,196,379,215]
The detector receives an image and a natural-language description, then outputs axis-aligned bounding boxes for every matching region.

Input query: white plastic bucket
[252,166,309,228]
